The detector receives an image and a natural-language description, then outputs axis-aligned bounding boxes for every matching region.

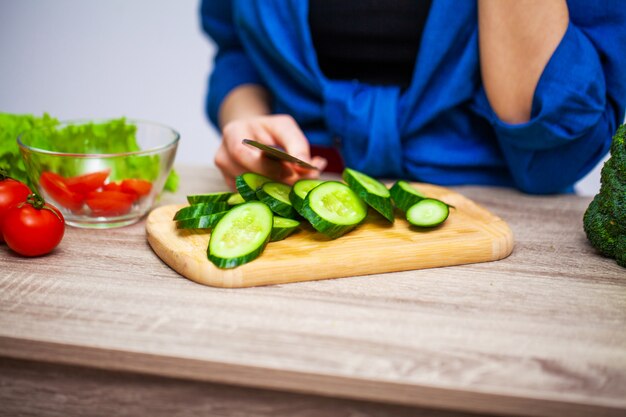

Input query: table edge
[1,335,623,417]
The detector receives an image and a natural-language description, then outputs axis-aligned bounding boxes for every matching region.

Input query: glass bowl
[18,119,179,228]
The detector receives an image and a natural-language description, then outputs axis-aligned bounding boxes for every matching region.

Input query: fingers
[260,115,312,161]
[216,114,326,187]
[221,120,289,179]
[214,144,246,190]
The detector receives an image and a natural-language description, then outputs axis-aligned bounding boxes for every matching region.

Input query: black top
[308,0,432,89]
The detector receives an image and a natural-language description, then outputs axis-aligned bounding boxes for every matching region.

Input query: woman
[201,0,626,193]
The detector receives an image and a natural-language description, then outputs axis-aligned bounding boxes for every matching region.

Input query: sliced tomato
[85,197,133,217]
[86,190,137,203]
[65,170,110,194]
[121,179,152,198]
[103,181,123,192]
[39,172,84,211]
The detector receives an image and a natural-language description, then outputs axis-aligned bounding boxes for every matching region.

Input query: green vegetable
[270,216,300,242]
[406,198,450,228]
[0,113,178,192]
[173,202,230,221]
[186,192,232,205]
[300,181,368,239]
[289,179,324,215]
[0,113,58,184]
[235,172,272,201]
[176,211,228,230]
[342,168,394,222]
[207,201,273,268]
[227,192,245,206]
[178,170,456,269]
[390,180,426,212]
[583,124,626,267]
[256,181,297,218]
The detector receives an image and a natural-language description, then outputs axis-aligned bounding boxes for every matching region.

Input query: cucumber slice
[173,202,230,221]
[227,192,245,206]
[256,182,297,218]
[389,180,426,212]
[208,201,273,268]
[300,181,367,239]
[406,199,449,227]
[235,172,272,201]
[186,192,231,205]
[342,168,394,222]
[289,179,324,215]
[270,216,300,242]
[176,211,228,229]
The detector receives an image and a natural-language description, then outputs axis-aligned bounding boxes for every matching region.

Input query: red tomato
[85,190,135,216]
[2,194,65,257]
[121,179,152,198]
[65,170,110,194]
[86,190,137,203]
[103,181,123,192]
[0,174,32,243]
[85,197,133,216]
[39,171,84,211]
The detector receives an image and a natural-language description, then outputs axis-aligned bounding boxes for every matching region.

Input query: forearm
[478,0,569,124]
[218,84,272,129]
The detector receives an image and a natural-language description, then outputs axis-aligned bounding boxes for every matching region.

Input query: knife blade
[242,139,320,170]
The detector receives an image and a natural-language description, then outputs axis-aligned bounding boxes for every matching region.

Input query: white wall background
[0,0,220,167]
[0,0,608,195]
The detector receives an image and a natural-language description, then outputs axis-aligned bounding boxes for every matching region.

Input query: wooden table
[1,166,624,417]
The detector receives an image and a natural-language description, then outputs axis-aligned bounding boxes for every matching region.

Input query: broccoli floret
[584,198,617,257]
[617,236,626,268]
[583,124,625,267]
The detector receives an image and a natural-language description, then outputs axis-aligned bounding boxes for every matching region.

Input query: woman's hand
[216,114,327,189]
[216,84,326,189]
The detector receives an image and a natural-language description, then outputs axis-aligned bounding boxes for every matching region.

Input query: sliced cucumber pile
[343,168,394,222]
[175,167,453,269]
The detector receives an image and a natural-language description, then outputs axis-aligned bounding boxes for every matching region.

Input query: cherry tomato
[0,172,32,243]
[121,179,152,198]
[2,194,65,257]
[39,171,84,211]
[65,170,110,194]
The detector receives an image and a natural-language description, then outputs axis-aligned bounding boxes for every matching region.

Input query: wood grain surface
[1,166,625,417]
[0,357,484,417]
[146,184,513,288]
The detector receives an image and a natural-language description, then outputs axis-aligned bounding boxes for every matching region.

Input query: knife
[242,139,320,170]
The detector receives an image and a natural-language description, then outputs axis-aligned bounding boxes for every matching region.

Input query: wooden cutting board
[146,183,514,288]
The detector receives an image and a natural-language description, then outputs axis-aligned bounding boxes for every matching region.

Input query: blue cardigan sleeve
[473,9,626,194]
[200,0,264,128]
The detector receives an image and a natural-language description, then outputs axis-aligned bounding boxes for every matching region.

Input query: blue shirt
[201,0,626,194]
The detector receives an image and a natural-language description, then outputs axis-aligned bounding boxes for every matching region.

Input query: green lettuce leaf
[0,113,178,192]
[0,113,59,184]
